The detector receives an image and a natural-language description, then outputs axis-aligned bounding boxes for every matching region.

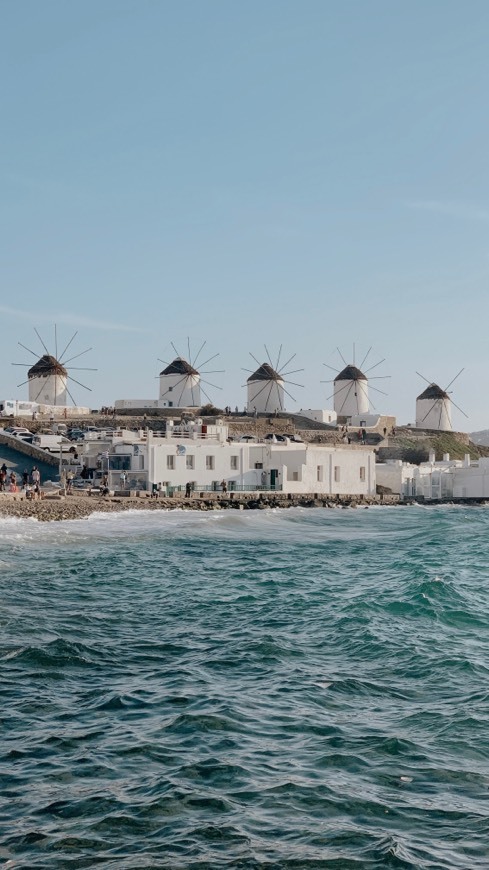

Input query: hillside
[470,430,489,447]
[379,429,489,463]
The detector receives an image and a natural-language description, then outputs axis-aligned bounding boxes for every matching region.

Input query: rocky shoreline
[0,492,397,522]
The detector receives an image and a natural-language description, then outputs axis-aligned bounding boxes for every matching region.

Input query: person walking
[31,466,40,486]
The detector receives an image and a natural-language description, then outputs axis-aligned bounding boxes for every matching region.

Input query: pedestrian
[221,479,227,493]
[1,463,7,476]
[22,470,29,487]
[185,481,192,498]
[31,466,40,486]
[9,472,17,492]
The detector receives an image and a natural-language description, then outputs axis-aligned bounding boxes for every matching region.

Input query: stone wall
[0,431,58,466]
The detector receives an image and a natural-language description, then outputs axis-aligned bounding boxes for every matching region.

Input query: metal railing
[164,483,283,494]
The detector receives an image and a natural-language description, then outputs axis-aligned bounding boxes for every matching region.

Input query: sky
[2,0,489,429]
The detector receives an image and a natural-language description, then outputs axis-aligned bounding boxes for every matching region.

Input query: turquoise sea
[1,505,489,869]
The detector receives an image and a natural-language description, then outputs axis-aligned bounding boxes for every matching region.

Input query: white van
[32,434,74,453]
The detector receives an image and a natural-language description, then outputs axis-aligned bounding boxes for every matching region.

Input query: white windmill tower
[157,340,223,408]
[13,327,96,407]
[27,355,68,405]
[415,369,467,431]
[244,346,303,414]
[322,347,389,420]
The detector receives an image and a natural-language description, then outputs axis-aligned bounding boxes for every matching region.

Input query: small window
[334,466,340,482]
[168,387,173,392]
[230,455,238,470]
[206,456,215,470]
[167,455,175,470]
[168,401,173,407]
[317,465,323,482]
[186,455,194,469]
[254,462,263,469]
[360,466,366,481]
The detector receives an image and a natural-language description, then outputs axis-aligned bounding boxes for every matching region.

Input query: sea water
[1,505,489,869]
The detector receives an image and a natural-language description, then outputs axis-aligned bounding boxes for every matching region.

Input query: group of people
[0,463,41,497]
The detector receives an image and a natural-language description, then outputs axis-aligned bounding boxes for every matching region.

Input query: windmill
[243,345,304,414]
[157,339,223,408]
[322,346,390,419]
[415,369,467,432]
[12,326,96,407]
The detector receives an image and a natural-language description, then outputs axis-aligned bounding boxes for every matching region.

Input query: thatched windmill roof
[28,355,67,378]
[334,364,367,382]
[417,384,449,401]
[160,357,199,376]
[247,363,283,383]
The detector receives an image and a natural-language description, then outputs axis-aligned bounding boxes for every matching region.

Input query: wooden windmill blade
[157,339,224,410]
[12,325,97,407]
[246,347,304,414]
[415,369,467,430]
[325,345,389,421]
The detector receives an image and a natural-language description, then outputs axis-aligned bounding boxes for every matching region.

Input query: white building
[376,452,489,500]
[416,384,452,431]
[334,365,369,418]
[28,355,68,406]
[297,409,337,426]
[247,364,285,414]
[80,421,376,496]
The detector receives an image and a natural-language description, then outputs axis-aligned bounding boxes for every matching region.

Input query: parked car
[4,426,32,436]
[67,429,85,441]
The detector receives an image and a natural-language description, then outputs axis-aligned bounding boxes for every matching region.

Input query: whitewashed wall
[159,373,201,407]
[376,461,417,496]
[29,373,67,406]
[334,379,369,416]
[131,440,376,494]
[416,397,452,431]
[247,379,285,414]
[297,409,337,425]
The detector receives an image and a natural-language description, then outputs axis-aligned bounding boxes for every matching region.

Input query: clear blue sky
[2,0,489,428]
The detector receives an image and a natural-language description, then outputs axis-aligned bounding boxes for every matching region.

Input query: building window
[206,456,214,470]
[334,466,340,482]
[360,466,366,481]
[292,471,299,481]
[167,455,175,470]
[254,462,263,469]
[168,401,173,407]
[168,387,173,392]
[230,455,238,470]
[317,465,323,482]
[186,455,194,469]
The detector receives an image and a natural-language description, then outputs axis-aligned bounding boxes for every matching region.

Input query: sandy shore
[0,491,392,521]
